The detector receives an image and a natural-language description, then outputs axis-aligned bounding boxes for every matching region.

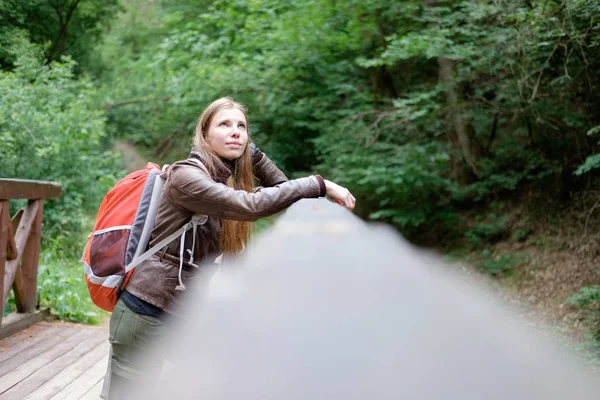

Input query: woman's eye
[219,122,228,127]
[238,124,246,130]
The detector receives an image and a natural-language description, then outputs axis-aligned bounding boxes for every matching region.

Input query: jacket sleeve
[251,145,289,187]
[163,164,325,222]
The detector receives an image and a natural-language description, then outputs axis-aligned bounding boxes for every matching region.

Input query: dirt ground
[456,191,600,369]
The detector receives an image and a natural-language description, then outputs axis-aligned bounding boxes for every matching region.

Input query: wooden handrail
[137,199,600,399]
[0,178,62,328]
[0,179,62,200]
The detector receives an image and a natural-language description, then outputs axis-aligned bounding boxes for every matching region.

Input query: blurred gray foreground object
[132,199,599,399]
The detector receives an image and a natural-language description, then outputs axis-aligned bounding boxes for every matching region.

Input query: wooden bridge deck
[0,321,109,400]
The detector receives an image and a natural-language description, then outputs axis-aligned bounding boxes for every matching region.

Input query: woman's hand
[324,179,356,210]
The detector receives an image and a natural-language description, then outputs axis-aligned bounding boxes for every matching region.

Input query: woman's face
[205,108,248,160]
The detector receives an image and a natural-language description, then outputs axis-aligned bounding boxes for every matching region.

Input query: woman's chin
[219,151,243,161]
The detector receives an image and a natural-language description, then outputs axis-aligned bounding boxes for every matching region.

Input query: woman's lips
[226,142,242,148]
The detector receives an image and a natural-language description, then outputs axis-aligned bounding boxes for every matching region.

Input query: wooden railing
[133,198,600,399]
[0,179,62,328]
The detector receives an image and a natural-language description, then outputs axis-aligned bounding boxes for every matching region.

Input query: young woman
[103,97,355,398]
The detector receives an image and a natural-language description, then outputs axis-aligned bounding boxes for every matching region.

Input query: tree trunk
[46,0,81,63]
[438,57,480,179]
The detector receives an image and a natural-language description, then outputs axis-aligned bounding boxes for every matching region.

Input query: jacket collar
[189,150,233,183]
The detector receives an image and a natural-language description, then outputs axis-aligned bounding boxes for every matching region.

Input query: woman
[104,97,355,398]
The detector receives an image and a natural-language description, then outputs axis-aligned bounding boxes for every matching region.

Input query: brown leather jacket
[125,150,326,313]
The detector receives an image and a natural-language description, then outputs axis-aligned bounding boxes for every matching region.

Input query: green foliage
[315,136,456,230]
[512,227,533,242]
[91,0,600,239]
[480,255,516,277]
[7,0,600,253]
[0,0,120,71]
[0,38,121,256]
[3,291,16,316]
[475,250,527,277]
[2,0,600,328]
[465,215,509,246]
[566,285,600,342]
[3,252,107,325]
[575,126,600,175]
[37,253,107,324]
[575,154,600,176]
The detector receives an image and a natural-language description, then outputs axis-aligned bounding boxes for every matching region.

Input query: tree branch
[102,96,173,111]
[47,0,64,26]
[486,113,499,155]
[529,43,559,103]
[438,56,481,178]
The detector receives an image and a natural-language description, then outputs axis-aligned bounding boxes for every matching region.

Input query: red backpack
[81,161,208,311]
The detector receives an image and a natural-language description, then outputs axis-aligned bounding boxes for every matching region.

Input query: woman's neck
[220,157,236,173]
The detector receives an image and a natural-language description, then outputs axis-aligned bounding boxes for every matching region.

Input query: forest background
[2,0,600,357]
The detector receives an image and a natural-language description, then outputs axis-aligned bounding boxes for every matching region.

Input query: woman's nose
[231,127,240,137]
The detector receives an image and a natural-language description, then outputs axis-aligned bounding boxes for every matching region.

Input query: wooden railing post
[0,201,9,326]
[0,179,61,334]
[14,200,44,313]
[3,200,40,307]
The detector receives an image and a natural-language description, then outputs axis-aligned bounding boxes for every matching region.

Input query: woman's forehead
[213,108,246,122]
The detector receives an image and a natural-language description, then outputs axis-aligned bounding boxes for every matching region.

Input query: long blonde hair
[193,97,253,254]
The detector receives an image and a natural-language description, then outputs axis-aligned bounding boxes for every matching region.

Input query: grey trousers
[100,298,165,399]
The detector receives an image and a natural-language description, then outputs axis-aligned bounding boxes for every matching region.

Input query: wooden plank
[0,179,62,200]
[14,200,43,313]
[78,379,103,400]
[0,325,76,375]
[54,353,108,400]
[24,342,109,400]
[0,309,52,340]
[59,355,107,400]
[0,201,8,326]
[3,200,39,306]
[6,208,19,260]
[0,330,106,399]
[0,329,107,399]
[0,329,95,396]
[0,323,64,363]
[10,209,23,233]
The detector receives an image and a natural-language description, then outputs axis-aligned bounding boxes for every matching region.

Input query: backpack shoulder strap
[125,220,194,272]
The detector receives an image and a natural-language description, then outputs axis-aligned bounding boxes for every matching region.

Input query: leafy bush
[93,0,600,241]
[576,126,600,176]
[566,285,600,343]
[0,0,120,71]
[37,253,107,324]
[465,215,509,246]
[479,255,516,277]
[314,127,457,231]
[0,37,121,256]
[2,254,107,325]
[474,251,526,278]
